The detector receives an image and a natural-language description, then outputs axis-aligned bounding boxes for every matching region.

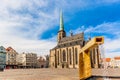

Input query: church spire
[59,10,64,31]
[57,10,66,42]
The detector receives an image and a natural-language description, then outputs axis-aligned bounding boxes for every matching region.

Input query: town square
[0,0,120,80]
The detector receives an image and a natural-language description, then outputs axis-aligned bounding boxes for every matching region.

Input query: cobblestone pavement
[0,69,79,80]
[92,68,120,77]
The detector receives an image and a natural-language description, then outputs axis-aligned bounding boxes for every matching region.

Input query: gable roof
[59,32,84,43]
[114,56,120,60]
[0,46,6,52]
[105,58,111,62]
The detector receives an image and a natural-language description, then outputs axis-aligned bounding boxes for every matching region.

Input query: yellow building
[49,12,85,68]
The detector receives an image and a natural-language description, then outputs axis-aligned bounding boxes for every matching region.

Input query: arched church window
[75,48,78,64]
[69,49,72,65]
[63,50,66,62]
[59,37,61,40]
[58,51,59,65]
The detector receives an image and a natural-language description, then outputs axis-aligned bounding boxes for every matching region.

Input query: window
[69,49,72,65]
[76,41,78,44]
[75,48,78,64]
[58,51,59,65]
[63,50,66,62]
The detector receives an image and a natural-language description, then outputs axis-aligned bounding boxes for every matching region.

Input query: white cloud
[73,21,120,58]
[104,38,120,58]
[85,22,120,35]
[0,0,57,56]
[0,20,56,55]
[72,22,120,37]
[0,0,119,56]
[92,22,120,58]
[72,26,85,34]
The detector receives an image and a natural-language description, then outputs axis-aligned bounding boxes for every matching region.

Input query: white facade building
[6,47,18,69]
[114,57,120,68]
[17,53,37,68]
[104,57,120,68]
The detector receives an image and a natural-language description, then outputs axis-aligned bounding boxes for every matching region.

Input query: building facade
[17,53,26,68]
[49,12,102,69]
[17,53,37,68]
[105,58,111,68]
[103,57,120,68]
[37,56,46,68]
[0,46,6,70]
[6,47,18,69]
[49,12,85,69]
[114,57,120,68]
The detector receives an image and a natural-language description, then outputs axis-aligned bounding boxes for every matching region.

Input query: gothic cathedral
[49,11,85,68]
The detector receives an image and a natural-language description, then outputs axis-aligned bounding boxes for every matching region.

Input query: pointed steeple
[59,10,64,31]
[57,10,66,42]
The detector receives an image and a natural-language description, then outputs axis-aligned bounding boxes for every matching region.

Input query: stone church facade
[49,12,101,69]
[49,12,86,69]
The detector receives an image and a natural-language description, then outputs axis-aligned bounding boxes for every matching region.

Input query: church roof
[59,32,84,43]
[51,32,84,50]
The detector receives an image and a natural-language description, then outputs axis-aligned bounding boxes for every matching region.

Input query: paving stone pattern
[0,69,79,80]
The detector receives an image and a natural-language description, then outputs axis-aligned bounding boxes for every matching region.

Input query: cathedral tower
[57,11,66,42]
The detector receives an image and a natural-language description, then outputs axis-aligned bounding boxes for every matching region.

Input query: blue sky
[0,0,120,57]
